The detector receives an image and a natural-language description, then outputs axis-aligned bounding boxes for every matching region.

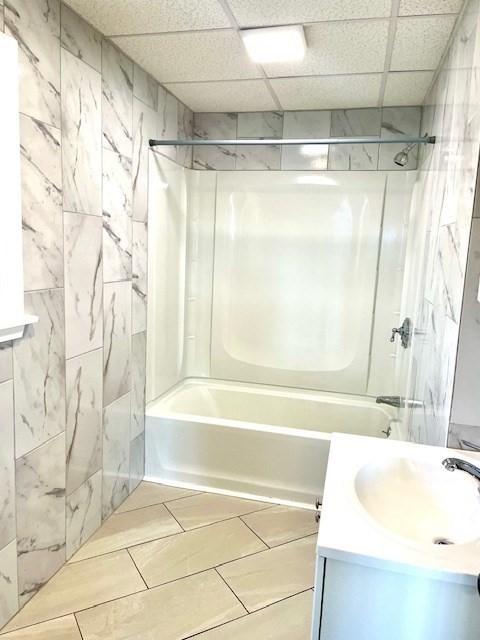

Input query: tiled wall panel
[0,0,192,627]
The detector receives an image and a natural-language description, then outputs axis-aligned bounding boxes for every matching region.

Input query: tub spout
[376,396,424,409]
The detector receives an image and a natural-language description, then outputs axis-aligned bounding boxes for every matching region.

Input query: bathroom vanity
[311,435,480,640]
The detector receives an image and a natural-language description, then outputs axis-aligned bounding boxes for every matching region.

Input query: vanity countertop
[317,433,480,586]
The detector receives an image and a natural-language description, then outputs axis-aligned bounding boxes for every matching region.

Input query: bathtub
[145,378,392,509]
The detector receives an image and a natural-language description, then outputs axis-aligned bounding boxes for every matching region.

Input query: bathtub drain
[433,537,454,546]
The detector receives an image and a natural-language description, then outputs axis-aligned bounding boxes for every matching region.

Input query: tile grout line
[126,547,149,590]
[238,515,272,548]
[213,567,250,614]
[162,500,186,532]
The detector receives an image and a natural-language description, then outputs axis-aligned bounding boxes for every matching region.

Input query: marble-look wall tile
[193,113,237,170]
[329,108,381,170]
[379,106,422,170]
[13,289,65,458]
[103,149,132,282]
[0,540,18,629]
[103,281,131,406]
[66,349,103,495]
[129,432,145,492]
[66,469,102,559]
[60,3,101,72]
[0,381,15,550]
[131,331,146,441]
[448,423,480,451]
[5,0,60,127]
[102,39,133,159]
[133,64,157,110]
[282,110,330,170]
[235,112,282,170]
[132,222,147,334]
[64,212,103,359]
[177,102,193,168]
[16,433,65,606]
[61,48,102,216]
[0,0,4,31]
[20,114,63,291]
[103,392,130,518]
[133,98,156,222]
[0,343,13,384]
[157,86,178,162]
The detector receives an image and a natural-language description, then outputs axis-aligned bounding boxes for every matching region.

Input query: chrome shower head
[393,141,416,167]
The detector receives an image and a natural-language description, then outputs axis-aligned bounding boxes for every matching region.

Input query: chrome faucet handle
[390,317,412,349]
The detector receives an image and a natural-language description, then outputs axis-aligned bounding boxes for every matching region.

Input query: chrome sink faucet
[442,457,480,482]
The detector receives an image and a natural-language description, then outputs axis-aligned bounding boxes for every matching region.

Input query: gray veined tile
[235,144,281,170]
[329,108,381,170]
[132,223,147,333]
[75,570,246,640]
[193,112,237,170]
[64,212,103,359]
[0,342,13,383]
[133,98,156,222]
[15,433,66,607]
[66,469,102,560]
[0,0,4,31]
[61,48,102,216]
[102,39,133,159]
[177,101,194,168]
[13,289,65,458]
[281,110,331,170]
[0,381,15,550]
[103,392,131,518]
[0,540,18,629]
[5,0,60,127]
[131,331,146,440]
[378,106,421,170]
[133,63,158,110]
[20,114,63,291]
[103,281,131,406]
[66,349,103,495]
[3,550,145,632]
[60,3,101,72]
[103,149,133,282]
[156,86,178,162]
[130,432,145,492]
[237,111,283,139]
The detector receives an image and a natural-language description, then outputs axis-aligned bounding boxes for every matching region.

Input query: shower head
[393,141,416,167]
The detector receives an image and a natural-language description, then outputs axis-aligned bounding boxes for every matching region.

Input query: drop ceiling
[64,0,465,112]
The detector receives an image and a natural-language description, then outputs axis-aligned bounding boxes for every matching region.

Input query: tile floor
[1,482,318,640]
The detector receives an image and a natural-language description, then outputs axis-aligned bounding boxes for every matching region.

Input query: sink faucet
[442,457,480,481]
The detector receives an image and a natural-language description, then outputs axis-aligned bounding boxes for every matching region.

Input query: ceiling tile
[383,71,435,106]
[270,74,383,110]
[262,20,389,78]
[399,0,464,16]
[226,0,392,27]
[111,30,263,83]
[165,80,277,112]
[391,15,457,71]
[64,0,230,35]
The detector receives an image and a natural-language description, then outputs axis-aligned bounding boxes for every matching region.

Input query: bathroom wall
[0,0,192,628]
[401,0,480,447]
[192,107,422,172]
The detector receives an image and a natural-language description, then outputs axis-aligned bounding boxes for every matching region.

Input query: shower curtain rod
[149,134,436,147]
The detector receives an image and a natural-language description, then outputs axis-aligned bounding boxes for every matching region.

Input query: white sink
[354,457,480,546]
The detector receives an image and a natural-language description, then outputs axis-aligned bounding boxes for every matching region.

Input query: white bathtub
[145,378,392,509]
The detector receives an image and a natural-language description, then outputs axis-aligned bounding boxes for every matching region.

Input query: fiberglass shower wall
[147,154,416,401]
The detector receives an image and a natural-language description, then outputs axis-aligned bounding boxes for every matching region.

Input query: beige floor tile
[166,492,270,530]
[131,517,267,587]
[193,590,314,639]
[218,535,317,612]
[70,504,182,562]
[115,482,198,513]
[0,615,81,639]
[2,551,145,633]
[242,505,318,547]
[76,570,246,640]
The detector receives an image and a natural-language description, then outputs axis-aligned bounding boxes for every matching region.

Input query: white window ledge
[0,314,38,343]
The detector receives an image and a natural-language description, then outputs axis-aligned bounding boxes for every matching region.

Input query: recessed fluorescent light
[241,25,306,64]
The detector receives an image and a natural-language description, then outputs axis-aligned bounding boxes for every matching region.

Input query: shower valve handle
[390,317,412,349]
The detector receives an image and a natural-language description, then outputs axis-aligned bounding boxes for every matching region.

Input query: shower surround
[0,0,193,628]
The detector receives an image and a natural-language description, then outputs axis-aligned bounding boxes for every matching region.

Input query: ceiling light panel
[165,80,278,112]
[111,30,263,83]
[391,15,457,71]
[64,0,230,35]
[270,74,383,110]
[227,0,392,27]
[262,20,389,78]
[241,26,307,64]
